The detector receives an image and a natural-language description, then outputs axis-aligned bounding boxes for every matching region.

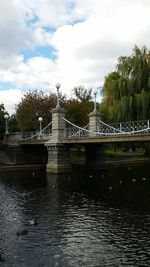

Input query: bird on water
[16,229,28,236]
[28,219,39,225]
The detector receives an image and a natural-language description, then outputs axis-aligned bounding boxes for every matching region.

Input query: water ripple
[0,165,150,266]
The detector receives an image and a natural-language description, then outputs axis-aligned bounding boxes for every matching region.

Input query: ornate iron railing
[21,121,52,140]
[63,117,150,138]
[21,118,150,141]
[63,118,91,137]
[97,119,150,135]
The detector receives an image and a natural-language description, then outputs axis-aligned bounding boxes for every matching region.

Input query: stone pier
[45,107,72,173]
[86,110,105,168]
[88,110,102,134]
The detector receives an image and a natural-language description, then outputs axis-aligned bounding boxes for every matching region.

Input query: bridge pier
[88,110,101,135]
[45,106,72,173]
[46,143,71,173]
[2,133,26,164]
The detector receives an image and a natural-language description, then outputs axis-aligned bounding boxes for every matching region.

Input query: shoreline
[0,164,46,172]
[0,156,150,172]
[105,156,150,165]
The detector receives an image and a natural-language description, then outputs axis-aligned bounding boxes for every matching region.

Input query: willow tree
[0,103,6,139]
[101,46,150,122]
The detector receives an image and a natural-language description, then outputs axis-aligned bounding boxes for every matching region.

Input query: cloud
[49,0,150,86]
[0,0,150,114]
[21,0,87,28]
[0,89,22,114]
[0,0,52,71]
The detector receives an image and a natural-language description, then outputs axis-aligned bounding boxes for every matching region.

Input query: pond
[0,163,150,266]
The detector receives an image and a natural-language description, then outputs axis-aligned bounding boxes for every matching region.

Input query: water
[0,163,150,266]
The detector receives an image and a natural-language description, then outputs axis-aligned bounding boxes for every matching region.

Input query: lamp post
[4,114,9,134]
[93,90,97,112]
[55,83,61,109]
[38,117,43,138]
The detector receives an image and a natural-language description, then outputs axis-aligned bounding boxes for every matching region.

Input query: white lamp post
[4,114,9,134]
[55,83,61,109]
[38,117,43,137]
[93,90,97,112]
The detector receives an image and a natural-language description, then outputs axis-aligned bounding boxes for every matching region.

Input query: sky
[0,0,150,114]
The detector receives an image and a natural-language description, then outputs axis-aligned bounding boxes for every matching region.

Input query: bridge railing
[22,131,37,140]
[64,117,150,138]
[97,119,150,135]
[111,119,150,133]
[21,118,150,141]
[21,121,52,140]
[97,120,123,135]
[65,124,90,137]
[63,117,92,137]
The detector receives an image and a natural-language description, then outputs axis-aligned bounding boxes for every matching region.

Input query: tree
[15,87,98,132]
[73,86,92,102]
[0,103,6,139]
[9,114,20,133]
[16,90,66,132]
[65,99,93,126]
[101,46,150,122]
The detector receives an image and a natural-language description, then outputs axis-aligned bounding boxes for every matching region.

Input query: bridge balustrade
[22,130,52,140]
[65,127,89,138]
[97,119,150,135]
[20,117,150,142]
[22,131,37,140]
[21,122,52,140]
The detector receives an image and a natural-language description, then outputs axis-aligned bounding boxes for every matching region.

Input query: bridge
[3,85,150,173]
[20,118,150,144]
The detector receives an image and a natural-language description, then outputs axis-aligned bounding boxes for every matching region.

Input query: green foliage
[15,88,94,132]
[73,85,92,102]
[101,46,150,122]
[71,84,95,125]
[0,104,6,139]
[65,99,93,126]
[9,114,19,133]
[15,90,61,132]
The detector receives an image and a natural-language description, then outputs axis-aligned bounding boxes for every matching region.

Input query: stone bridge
[2,85,150,173]
[3,105,150,173]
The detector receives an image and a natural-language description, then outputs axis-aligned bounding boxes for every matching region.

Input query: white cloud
[0,89,22,114]
[0,0,52,71]
[0,0,150,113]
[21,0,89,27]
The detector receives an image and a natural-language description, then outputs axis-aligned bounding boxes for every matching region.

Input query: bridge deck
[62,134,150,144]
[19,139,48,145]
[19,133,150,145]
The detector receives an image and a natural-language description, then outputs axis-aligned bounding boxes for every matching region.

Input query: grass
[70,147,146,162]
[70,148,85,161]
[105,150,127,158]
[105,149,145,159]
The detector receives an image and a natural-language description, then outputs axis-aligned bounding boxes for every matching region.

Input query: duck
[22,192,28,197]
[16,229,28,236]
[28,219,38,225]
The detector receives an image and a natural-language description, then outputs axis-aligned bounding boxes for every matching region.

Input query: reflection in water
[0,164,150,266]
